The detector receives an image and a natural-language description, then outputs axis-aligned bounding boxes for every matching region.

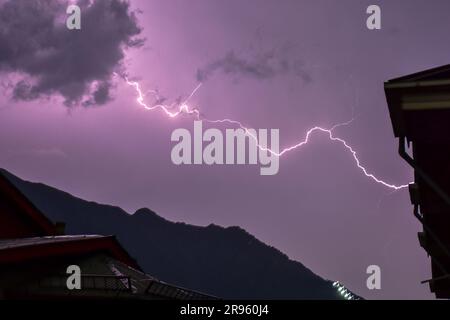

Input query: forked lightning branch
[125,77,410,187]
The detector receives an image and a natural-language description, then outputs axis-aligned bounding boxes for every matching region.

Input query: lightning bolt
[123,76,410,191]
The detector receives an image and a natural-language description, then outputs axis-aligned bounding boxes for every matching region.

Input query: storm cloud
[0,0,143,106]
[196,49,312,83]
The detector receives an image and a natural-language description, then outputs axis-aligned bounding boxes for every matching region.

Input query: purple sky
[2,0,450,299]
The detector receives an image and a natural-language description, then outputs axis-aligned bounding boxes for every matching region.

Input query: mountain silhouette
[1,168,343,299]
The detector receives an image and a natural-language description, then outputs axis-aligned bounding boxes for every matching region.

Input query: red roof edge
[0,170,57,236]
[0,235,142,271]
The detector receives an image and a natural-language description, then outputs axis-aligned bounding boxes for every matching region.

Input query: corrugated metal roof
[105,256,217,299]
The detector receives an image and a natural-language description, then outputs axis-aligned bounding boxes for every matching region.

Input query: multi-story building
[385,64,450,298]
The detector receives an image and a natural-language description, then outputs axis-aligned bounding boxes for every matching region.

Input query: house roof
[0,169,57,236]
[0,235,141,270]
[0,236,217,299]
[0,169,142,272]
[384,65,450,139]
[386,64,450,83]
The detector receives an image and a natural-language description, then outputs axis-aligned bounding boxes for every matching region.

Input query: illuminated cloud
[196,49,312,83]
[0,0,143,106]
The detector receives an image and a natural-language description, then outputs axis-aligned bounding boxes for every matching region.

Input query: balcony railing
[37,274,132,292]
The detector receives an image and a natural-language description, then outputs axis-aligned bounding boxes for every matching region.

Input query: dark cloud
[0,0,143,106]
[196,50,312,83]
